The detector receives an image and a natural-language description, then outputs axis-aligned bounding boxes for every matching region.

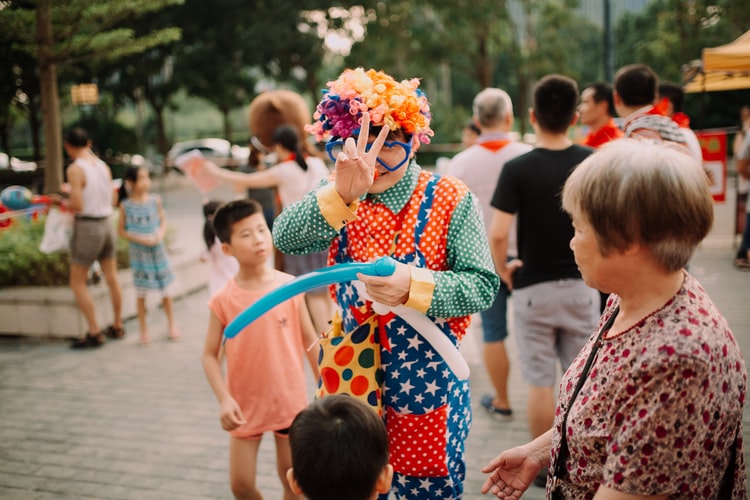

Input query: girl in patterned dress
[118,166,180,345]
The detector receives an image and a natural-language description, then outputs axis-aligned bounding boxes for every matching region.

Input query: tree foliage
[2,0,749,173]
[0,0,182,192]
[615,0,745,81]
[615,0,750,129]
[343,0,600,137]
[172,0,365,144]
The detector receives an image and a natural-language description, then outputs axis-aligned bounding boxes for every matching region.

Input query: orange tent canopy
[684,30,750,93]
[703,30,750,72]
[684,70,750,93]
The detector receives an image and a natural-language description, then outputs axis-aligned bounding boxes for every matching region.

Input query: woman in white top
[206,125,333,333]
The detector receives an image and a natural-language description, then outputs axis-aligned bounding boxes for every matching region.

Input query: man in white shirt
[448,88,532,420]
[63,127,124,348]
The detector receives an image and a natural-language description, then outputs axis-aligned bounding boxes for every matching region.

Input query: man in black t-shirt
[487,74,601,488]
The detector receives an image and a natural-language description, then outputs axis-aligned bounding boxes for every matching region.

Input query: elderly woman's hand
[334,112,390,204]
[356,260,411,307]
[480,444,543,499]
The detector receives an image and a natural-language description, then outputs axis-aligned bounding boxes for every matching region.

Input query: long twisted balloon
[223,256,397,339]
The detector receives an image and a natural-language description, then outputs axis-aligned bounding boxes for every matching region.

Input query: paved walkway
[0,175,748,499]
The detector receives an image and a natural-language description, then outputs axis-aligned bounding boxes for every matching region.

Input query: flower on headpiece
[305,68,434,146]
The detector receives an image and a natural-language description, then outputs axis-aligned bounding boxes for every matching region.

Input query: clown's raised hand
[334,112,390,204]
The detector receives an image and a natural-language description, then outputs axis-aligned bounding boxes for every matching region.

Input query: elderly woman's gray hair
[562,140,713,272]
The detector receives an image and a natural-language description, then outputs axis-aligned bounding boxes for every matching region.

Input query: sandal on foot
[480,395,513,420]
[104,325,126,339]
[139,333,150,346]
[734,258,750,271]
[70,332,105,349]
[168,327,181,341]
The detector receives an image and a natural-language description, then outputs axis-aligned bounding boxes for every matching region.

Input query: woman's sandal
[168,327,181,341]
[139,332,150,346]
[104,325,126,339]
[70,332,105,349]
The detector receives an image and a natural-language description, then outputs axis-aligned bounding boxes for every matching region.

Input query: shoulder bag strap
[552,306,619,494]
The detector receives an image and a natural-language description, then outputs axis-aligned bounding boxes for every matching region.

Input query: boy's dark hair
[658,81,684,113]
[532,74,579,134]
[63,127,90,148]
[202,200,223,250]
[289,395,389,500]
[614,63,658,107]
[585,82,616,117]
[211,198,263,244]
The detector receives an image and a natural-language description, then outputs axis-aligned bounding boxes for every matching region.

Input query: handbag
[316,310,384,416]
[39,208,74,254]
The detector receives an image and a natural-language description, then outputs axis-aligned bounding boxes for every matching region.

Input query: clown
[272,68,500,499]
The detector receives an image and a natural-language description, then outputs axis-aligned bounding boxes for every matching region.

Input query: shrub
[0,215,129,288]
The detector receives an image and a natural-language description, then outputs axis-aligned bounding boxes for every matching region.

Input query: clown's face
[368,130,413,193]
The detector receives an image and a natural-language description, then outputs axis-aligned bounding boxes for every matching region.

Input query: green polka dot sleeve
[272,182,338,255]
[428,193,499,318]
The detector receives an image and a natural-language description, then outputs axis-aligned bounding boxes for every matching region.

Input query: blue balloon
[224,256,397,339]
[0,185,32,210]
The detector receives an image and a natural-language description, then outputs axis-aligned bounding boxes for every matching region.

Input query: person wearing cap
[272,67,499,498]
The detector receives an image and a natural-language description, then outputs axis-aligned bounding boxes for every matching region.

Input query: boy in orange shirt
[201,198,320,500]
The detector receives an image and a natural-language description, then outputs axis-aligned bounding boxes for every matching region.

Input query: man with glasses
[272,68,499,499]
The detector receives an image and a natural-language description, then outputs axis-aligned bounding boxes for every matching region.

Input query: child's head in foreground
[287,395,393,500]
[211,198,271,265]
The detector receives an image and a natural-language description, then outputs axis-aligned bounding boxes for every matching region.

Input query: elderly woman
[482,140,746,499]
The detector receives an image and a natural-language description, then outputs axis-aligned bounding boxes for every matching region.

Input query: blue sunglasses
[325,139,412,171]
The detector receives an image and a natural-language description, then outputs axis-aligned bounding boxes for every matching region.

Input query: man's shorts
[479,279,511,343]
[70,216,116,267]
[513,279,600,387]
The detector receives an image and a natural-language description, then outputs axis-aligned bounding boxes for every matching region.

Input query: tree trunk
[517,74,529,138]
[37,0,63,193]
[29,97,42,163]
[152,104,168,159]
[476,34,492,88]
[222,108,232,143]
[0,112,11,158]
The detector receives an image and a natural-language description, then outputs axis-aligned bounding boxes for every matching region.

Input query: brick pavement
[0,176,748,499]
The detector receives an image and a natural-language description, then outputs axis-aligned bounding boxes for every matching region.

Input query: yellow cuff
[316,184,359,230]
[404,266,435,313]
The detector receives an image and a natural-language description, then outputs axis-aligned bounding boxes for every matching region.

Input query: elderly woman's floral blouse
[550,272,746,499]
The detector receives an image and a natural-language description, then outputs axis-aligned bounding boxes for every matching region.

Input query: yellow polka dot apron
[328,171,472,499]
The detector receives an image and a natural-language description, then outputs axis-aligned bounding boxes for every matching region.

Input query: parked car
[164,138,249,170]
[0,153,37,172]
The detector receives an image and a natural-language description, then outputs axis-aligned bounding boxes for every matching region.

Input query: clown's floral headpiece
[306,67,434,146]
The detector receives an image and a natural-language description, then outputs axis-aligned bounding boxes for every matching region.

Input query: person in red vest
[658,82,703,163]
[578,82,624,148]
